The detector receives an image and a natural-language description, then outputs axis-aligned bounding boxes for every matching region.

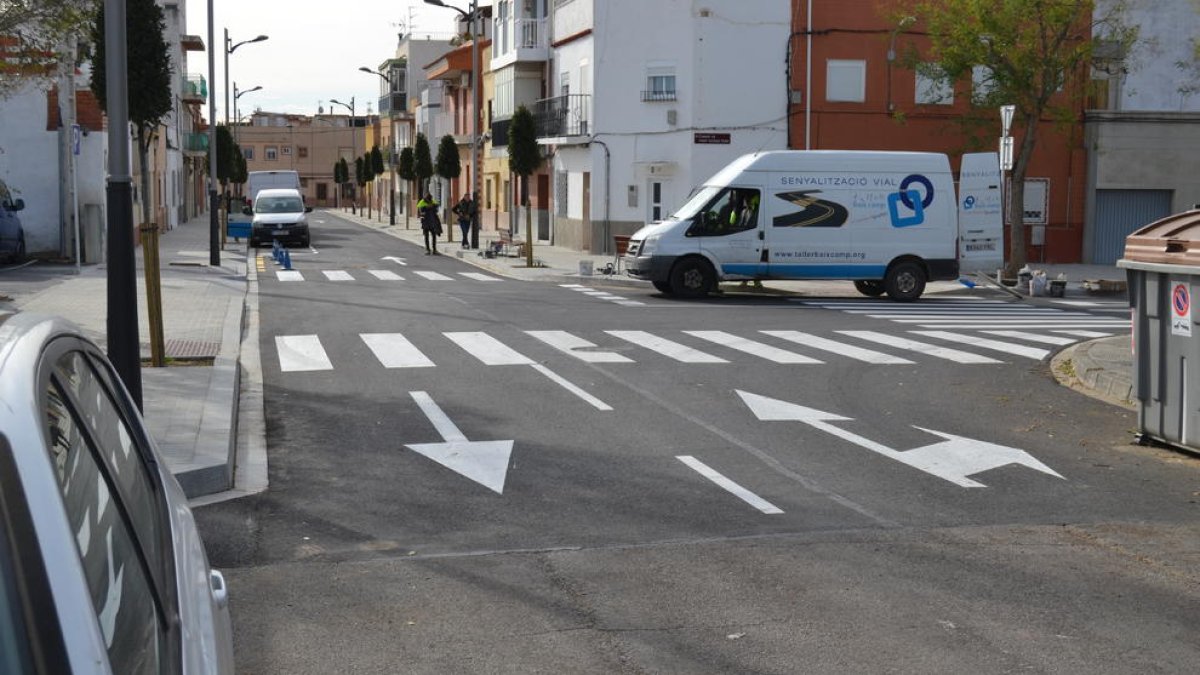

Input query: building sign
[1022,178,1049,225]
[694,133,731,145]
[1171,282,1192,337]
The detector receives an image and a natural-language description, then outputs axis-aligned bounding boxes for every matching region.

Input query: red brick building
[789,1,1088,263]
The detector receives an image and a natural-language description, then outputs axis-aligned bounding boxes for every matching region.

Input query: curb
[1050,340,1136,411]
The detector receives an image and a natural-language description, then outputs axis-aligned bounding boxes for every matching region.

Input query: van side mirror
[4,198,24,212]
[305,206,313,213]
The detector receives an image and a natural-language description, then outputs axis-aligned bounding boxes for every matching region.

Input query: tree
[508,105,542,267]
[0,0,91,99]
[90,0,172,228]
[414,132,433,195]
[211,124,237,187]
[333,158,346,207]
[398,146,415,219]
[336,157,349,206]
[435,134,461,238]
[371,145,385,177]
[903,0,1134,274]
[233,146,247,186]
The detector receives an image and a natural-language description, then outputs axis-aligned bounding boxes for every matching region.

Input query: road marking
[361,333,435,368]
[276,270,304,281]
[1053,330,1114,338]
[838,331,1002,364]
[415,271,453,281]
[369,270,404,281]
[275,335,333,372]
[982,330,1077,346]
[606,330,728,363]
[614,300,647,306]
[445,332,534,365]
[559,284,585,288]
[525,331,634,363]
[761,330,913,364]
[684,330,823,364]
[406,391,513,494]
[737,390,1064,488]
[677,456,783,514]
[887,322,1129,329]
[911,330,1051,360]
[531,364,613,411]
[323,270,354,281]
[381,255,407,266]
[460,272,502,282]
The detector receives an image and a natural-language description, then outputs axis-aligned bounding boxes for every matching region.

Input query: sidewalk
[0,207,1136,500]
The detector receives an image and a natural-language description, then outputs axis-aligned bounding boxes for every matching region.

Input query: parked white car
[248,188,311,248]
[0,312,234,674]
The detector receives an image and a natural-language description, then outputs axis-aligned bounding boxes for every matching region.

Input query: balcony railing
[533,94,590,138]
[492,17,548,60]
[182,74,207,101]
[378,92,407,115]
[641,90,677,102]
[183,132,209,154]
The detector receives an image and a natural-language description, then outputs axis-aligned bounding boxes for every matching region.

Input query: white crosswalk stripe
[360,333,435,368]
[838,331,1002,364]
[761,330,913,364]
[803,298,1129,335]
[445,332,534,365]
[684,331,823,364]
[323,270,354,281]
[982,330,1078,346]
[1053,330,1114,338]
[911,331,1051,360]
[414,271,454,281]
[459,272,502,282]
[276,270,304,281]
[275,335,332,372]
[606,330,728,363]
[368,270,404,281]
[526,331,634,363]
[560,284,645,307]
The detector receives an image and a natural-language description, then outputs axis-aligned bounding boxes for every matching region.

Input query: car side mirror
[305,206,313,213]
[12,198,24,212]
[242,207,253,216]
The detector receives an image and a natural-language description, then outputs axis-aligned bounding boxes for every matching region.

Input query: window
[826,59,866,103]
[686,188,761,237]
[281,145,292,156]
[242,146,254,160]
[45,354,166,674]
[265,146,278,161]
[915,63,954,105]
[644,75,676,102]
[972,65,996,103]
[650,181,664,221]
[298,146,308,159]
[560,71,570,97]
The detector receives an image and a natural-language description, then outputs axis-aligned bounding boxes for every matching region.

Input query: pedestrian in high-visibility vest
[418,192,441,254]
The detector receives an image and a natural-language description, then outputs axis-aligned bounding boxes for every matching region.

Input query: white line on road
[981,330,1077,346]
[460,272,502,282]
[677,456,783,514]
[526,331,634,363]
[838,331,1002,364]
[761,330,913,364]
[445,332,535,365]
[369,270,404,281]
[606,330,728,363]
[410,391,467,442]
[276,270,304,281]
[1053,330,1115,338]
[415,271,453,281]
[684,330,823,364]
[275,335,333,372]
[531,364,613,411]
[911,330,1051,360]
[361,333,435,368]
[323,270,354,281]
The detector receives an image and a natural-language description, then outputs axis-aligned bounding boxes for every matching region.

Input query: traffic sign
[1171,282,1191,337]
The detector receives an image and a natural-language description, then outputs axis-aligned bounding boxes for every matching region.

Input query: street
[194,211,1200,673]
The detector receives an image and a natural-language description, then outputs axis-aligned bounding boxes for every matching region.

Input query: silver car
[0,313,234,674]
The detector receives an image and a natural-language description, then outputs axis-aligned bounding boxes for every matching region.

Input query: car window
[255,196,303,213]
[45,369,164,674]
[686,188,761,237]
[0,521,34,675]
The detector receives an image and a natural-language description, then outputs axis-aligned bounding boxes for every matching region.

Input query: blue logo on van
[887,174,934,228]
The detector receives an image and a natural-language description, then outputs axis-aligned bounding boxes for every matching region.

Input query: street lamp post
[359,66,396,226]
[424,0,481,248]
[232,83,262,145]
[225,32,268,129]
[330,97,357,214]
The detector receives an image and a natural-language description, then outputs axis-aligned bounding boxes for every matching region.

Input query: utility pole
[207,0,219,265]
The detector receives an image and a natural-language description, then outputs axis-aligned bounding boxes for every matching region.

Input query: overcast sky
[185,0,460,120]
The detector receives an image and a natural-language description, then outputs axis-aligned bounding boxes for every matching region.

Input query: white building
[542,0,790,252]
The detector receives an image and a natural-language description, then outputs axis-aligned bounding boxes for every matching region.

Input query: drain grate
[165,339,221,358]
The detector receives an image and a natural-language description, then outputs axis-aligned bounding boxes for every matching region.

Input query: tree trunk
[1005,115,1040,276]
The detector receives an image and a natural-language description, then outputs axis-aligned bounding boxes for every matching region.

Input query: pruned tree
[414,132,433,196]
[0,0,91,99]
[900,0,1135,273]
[90,0,173,228]
[398,146,415,218]
[435,134,461,236]
[508,105,542,267]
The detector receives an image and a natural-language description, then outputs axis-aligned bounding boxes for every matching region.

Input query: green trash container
[1118,210,1200,453]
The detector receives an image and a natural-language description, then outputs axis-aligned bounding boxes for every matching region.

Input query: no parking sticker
[1171,282,1192,337]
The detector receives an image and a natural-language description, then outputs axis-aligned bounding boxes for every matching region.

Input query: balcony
[378,92,408,116]
[183,132,209,156]
[491,17,549,69]
[533,94,590,141]
[182,74,207,103]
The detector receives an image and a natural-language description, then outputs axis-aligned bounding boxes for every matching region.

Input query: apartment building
[237,111,363,208]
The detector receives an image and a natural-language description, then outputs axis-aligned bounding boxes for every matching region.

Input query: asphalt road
[195,211,1200,674]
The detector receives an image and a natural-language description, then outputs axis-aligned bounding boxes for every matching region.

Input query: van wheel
[670,258,714,298]
[652,280,673,294]
[854,280,885,297]
[885,262,926,302]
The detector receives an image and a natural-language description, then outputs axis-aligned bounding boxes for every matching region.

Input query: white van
[246,170,302,206]
[623,151,1003,301]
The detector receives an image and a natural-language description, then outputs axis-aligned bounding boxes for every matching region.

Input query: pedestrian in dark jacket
[453,194,476,249]
[418,192,441,254]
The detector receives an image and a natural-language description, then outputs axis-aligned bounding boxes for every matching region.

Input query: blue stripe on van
[722,263,887,279]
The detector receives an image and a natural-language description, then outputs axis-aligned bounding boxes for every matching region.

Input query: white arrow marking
[736,390,1063,488]
[381,255,407,266]
[404,391,514,494]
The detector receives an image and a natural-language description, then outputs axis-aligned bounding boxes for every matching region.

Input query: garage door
[1093,189,1173,264]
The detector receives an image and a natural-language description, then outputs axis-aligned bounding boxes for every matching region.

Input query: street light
[233,83,262,145]
[224,32,268,128]
[424,0,481,248]
[330,97,358,214]
[359,66,396,225]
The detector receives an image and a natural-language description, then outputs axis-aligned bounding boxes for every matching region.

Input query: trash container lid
[1121,209,1200,268]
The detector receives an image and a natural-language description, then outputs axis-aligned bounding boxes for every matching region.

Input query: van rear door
[957,152,1004,273]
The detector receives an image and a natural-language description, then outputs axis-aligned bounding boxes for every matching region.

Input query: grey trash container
[1118,210,1200,453]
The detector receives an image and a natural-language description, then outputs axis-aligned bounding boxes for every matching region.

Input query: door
[687,186,764,278]
[537,173,550,241]
[1093,189,1173,264]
